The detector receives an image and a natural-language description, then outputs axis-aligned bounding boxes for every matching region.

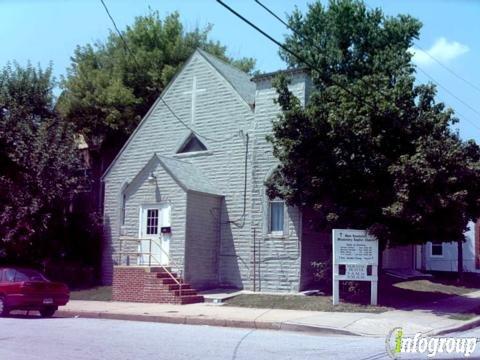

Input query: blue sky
[1,0,479,141]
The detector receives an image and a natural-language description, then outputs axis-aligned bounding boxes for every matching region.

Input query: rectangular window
[431,243,443,257]
[269,201,285,235]
[121,193,126,226]
[146,209,159,235]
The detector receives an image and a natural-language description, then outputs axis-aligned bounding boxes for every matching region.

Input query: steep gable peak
[195,48,255,106]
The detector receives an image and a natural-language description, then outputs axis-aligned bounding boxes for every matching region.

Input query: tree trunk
[457,239,464,283]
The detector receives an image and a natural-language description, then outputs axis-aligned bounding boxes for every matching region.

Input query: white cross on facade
[183,76,206,124]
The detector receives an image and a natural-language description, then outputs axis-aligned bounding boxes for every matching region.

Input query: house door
[139,204,171,266]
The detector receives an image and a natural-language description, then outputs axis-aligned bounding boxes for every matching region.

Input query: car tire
[40,306,57,318]
[0,296,9,317]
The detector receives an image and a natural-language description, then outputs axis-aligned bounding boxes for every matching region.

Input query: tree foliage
[0,63,83,261]
[267,0,480,247]
[58,10,256,150]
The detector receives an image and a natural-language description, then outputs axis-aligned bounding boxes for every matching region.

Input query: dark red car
[0,267,69,317]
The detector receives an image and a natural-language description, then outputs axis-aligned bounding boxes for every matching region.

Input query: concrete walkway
[57,292,480,338]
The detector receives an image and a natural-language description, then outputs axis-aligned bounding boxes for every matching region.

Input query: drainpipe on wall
[253,228,256,292]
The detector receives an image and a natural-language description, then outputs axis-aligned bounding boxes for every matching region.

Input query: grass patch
[393,280,472,296]
[448,313,477,321]
[224,294,389,313]
[448,305,480,321]
[225,276,480,313]
[70,286,112,301]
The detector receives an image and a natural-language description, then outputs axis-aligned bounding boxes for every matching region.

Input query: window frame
[145,208,160,235]
[430,243,444,257]
[138,203,170,239]
[176,134,208,154]
[121,192,127,226]
[268,199,286,237]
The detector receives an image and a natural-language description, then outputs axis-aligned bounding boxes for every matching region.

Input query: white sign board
[333,229,378,265]
[332,229,379,306]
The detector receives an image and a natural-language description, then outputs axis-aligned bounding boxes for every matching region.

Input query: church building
[101,49,479,303]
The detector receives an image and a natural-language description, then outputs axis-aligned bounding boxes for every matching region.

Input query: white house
[420,221,480,273]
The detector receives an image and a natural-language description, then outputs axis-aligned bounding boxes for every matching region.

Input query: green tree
[0,63,83,262]
[58,10,256,152]
[58,10,257,215]
[266,0,480,275]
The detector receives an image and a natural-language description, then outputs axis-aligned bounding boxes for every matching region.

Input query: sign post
[332,229,379,305]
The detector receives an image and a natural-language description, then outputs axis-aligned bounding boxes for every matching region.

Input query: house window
[269,200,285,235]
[431,243,443,257]
[177,134,207,153]
[146,209,159,235]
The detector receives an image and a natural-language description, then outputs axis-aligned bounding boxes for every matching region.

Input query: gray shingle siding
[103,51,254,285]
[185,192,221,289]
[249,73,308,292]
[125,162,187,271]
[102,50,311,292]
[198,49,256,106]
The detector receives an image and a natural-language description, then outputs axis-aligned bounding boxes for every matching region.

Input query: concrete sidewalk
[57,293,480,337]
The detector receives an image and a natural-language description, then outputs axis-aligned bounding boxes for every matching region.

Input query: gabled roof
[127,154,223,197]
[101,48,254,182]
[197,48,256,106]
[158,155,222,196]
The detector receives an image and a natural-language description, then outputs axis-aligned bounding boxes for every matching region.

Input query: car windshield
[14,269,47,282]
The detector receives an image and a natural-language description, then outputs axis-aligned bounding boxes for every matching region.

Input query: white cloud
[410,37,469,66]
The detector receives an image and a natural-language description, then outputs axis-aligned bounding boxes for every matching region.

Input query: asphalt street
[1,315,480,360]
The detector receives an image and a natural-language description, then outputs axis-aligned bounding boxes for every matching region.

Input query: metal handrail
[117,236,185,297]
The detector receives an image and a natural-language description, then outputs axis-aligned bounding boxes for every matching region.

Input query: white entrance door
[138,204,171,266]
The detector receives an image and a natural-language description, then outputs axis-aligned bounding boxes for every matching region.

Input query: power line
[100,0,140,68]
[251,0,480,133]
[216,0,380,113]
[414,46,480,95]
[254,0,392,102]
[361,2,480,129]
[416,67,480,131]
[98,0,239,143]
[159,96,237,143]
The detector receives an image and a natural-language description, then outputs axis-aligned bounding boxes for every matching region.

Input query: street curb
[279,322,362,336]
[432,317,480,336]
[56,310,359,336]
[58,310,480,337]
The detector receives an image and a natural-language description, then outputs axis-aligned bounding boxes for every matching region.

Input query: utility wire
[254,0,392,101]
[252,0,480,133]
[99,0,239,143]
[414,45,480,95]
[416,67,480,131]
[216,0,379,113]
[159,97,238,143]
[100,0,140,68]
[362,2,480,128]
